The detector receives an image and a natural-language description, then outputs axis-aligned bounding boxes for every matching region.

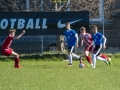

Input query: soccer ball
[79,63,85,68]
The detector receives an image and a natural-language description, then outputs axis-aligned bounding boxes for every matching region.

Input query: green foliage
[112,53,120,58]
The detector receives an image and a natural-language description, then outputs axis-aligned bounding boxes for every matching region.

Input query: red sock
[86,56,92,64]
[100,54,108,60]
[14,58,20,67]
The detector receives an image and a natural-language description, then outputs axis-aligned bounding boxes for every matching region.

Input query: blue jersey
[64,29,76,47]
[92,32,103,45]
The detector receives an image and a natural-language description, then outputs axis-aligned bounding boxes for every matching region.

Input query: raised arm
[14,30,25,40]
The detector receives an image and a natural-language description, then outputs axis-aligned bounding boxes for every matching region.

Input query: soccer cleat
[68,63,72,66]
[87,64,93,67]
[92,66,96,68]
[104,60,109,65]
[108,58,112,66]
[14,65,22,68]
[91,64,93,67]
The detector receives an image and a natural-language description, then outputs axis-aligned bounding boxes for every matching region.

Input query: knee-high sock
[68,54,72,64]
[14,58,20,67]
[72,53,79,59]
[92,54,96,68]
[100,54,108,60]
[86,56,92,64]
[96,56,106,61]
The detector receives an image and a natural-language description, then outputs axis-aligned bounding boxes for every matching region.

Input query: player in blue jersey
[90,25,112,68]
[64,22,82,66]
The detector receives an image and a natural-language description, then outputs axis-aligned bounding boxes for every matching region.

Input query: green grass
[0,58,120,90]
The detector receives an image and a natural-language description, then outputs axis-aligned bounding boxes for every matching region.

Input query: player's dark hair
[91,25,97,28]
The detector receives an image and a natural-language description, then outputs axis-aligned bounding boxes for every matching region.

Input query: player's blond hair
[9,29,16,34]
[65,22,70,26]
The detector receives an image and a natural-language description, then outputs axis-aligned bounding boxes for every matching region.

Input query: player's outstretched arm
[102,35,107,49]
[87,41,94,51]
[80,38,83,49]
[15,30,25,39]
[75,34,79,48]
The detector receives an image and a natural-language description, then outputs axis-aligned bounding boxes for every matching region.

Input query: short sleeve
[72,30,76,36]
[98,33,103,38]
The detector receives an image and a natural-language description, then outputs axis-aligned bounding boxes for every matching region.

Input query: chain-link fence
[1,0,120,20]
[0,35,66,54]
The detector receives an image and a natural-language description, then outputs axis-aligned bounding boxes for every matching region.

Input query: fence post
[26,0,29,12]
[41,36,43,54]
[41,0,43,11]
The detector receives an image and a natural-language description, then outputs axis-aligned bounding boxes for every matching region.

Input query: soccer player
[91,25,112,68]
[80,27,93,66]
[80,27,111,67]
[2,29,25,68]
[64,22,82,66]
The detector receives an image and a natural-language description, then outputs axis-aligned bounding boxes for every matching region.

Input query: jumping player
[2,29,25,68]
[64,22,82,66]
[91,25,112,68]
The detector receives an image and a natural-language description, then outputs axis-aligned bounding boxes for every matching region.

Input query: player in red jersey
[2,29,25,68]
[80,27,93,66]
[80,26,112,67]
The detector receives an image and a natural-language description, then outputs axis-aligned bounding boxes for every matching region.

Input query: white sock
[72,53,79,59]
[68,54,72,64]
[92,54,96,68]
[96,56,106,61]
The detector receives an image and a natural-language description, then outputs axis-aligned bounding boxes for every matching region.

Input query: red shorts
[84,45,93,52]
[2,48,13,56]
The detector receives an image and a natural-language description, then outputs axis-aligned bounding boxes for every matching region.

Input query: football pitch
[0,58,120,90]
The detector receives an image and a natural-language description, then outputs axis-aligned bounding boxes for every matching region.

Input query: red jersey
[80,33,92,45]
[2,35,14,49]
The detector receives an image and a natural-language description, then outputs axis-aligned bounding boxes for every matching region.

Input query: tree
[51,0,68,11]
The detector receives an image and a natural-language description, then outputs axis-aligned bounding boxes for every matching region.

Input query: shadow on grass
[0,54,68,61]
[0,53,116,62]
